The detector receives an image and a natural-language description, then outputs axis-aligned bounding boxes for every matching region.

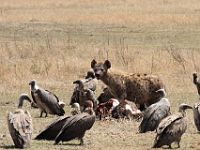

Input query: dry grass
[1,0,200,149]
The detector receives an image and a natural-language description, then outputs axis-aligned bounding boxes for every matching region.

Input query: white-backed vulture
[193,103,200,132]
[7,94,33,149]
[153,103,192,149]
[139,97,170,133]
[29,80,65,117]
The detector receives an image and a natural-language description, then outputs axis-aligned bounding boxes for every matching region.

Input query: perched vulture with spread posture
[35,103,81,141]
[139,97,171,133]
[54,111,95,145]
[29,80,65,117]
[35,102,95,145]
[153,103,192,149]
[7,94,33,149]
[193,103,200,132]
[54,101,95,145]
[35,116,71,141]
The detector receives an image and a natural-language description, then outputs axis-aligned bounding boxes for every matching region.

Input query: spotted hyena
[91,59,166,110]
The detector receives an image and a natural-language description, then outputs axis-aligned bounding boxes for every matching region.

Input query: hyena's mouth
[95,74,101,79]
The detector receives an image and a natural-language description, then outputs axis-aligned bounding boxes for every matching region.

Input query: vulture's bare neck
[31,84,39,92]
[18,94,31,108]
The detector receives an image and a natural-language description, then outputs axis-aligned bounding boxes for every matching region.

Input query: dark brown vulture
[35,102,95,145]
[153,103,192,149]
[70,69,97,106]
[193,103,200,132]
[34,116,71,141]
[70,79,96,111]
[29,80,65,117]
[54,112,95,145]
[139,97,171,133]
[35,103,81,141]
[7,94,33,149]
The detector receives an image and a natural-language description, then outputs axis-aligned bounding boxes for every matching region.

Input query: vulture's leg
[177,140,181,148]
[40,111,43,117]
[79,138,84,145]
[45,112,48,117]
[168,144,172,149]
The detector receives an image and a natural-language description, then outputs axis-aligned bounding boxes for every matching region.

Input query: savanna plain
[1,0,200,149]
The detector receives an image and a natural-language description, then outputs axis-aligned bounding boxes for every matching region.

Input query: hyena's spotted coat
[91,59,166,110]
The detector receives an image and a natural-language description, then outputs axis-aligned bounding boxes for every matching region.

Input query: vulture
[70,79,96,110]
[29,80,65,117]
[54,111,95,145]
[70,69,97,106]
[139,97,171,133]
[193,103,200,132]
[7,94,33,149]
[84,69,97,92]
[35,116,71,141]
[71,102,81,116]
[153,103,192,149]
[193,72,200,95]
[35,102,95,145]
[35,103,80,140]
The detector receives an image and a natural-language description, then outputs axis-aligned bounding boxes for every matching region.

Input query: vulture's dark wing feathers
[35,116,71,140]
[55,113,95,144]
[139,102,170,133]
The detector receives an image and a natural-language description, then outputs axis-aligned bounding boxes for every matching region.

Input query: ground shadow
[55,143,81,146]
[0,145,16,149]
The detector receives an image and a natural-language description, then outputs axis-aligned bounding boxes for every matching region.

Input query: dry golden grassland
[1,0,200,149]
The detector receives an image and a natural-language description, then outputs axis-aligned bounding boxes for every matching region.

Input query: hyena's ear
[91,59,97,68]
[104,60,111,69]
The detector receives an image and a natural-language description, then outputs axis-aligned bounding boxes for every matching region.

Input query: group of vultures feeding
[5,59,200,149]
